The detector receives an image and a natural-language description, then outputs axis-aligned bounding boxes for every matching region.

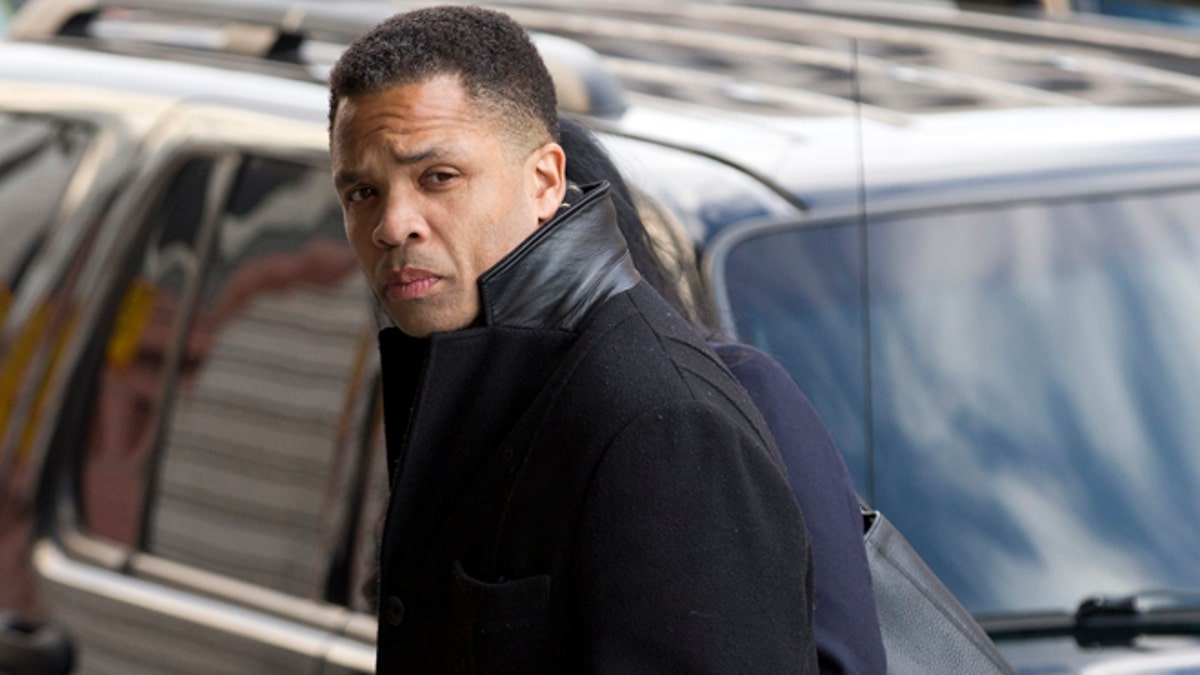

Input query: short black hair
[328,5,558,146]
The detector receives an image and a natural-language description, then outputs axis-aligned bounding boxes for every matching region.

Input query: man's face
[331,75,565,337]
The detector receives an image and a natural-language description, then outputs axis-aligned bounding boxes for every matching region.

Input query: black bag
[861,503,1017,675]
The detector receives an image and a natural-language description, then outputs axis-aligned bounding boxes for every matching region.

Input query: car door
[28,105,378,674]
[0,110,116,675]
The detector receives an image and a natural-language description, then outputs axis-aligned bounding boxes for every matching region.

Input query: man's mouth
[383,268,441,301]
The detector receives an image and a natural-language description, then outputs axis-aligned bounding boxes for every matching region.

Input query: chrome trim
[33,538,334,658]
[341,612,378,643]
[58,529,130,570]
[322,634,375,672]
[129,551,350,631]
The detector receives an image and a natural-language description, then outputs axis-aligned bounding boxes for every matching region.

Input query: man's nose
[373,195,429,248]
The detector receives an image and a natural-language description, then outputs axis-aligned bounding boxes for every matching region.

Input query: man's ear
[531,142,567,224]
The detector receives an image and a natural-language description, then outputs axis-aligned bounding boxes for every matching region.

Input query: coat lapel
[378,326,575,583]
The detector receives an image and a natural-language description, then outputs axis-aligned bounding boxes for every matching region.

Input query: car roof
[8,0,1200,227]
[488,0,1200,215]
[0,41,330,124]
[778,105,1200,214]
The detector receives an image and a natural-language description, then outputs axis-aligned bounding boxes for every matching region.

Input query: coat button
[382,596,405,626]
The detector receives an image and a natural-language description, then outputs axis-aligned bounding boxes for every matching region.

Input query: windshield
[719,186,1200,616]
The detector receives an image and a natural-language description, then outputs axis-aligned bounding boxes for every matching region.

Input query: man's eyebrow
[334,169,361,187]
[334,148,449,187]
[393,148,441,165]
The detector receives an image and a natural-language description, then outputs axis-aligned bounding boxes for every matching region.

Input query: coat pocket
[450,560,554,674]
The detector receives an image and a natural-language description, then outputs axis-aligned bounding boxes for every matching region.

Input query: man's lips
[382,268,442,301]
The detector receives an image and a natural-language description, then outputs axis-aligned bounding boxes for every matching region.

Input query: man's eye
[347,187,375,203]
[425,171,457,185]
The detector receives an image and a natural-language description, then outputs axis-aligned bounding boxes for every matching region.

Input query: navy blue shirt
[715,343,886,675]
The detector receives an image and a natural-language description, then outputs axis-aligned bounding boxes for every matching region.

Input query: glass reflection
[85,157,215,547]
[144,156,369,598]
[724,188,1200,615]
[725,223,870,487]
[0,116,91,450]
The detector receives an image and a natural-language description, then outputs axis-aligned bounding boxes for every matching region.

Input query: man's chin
[387,307,477,338]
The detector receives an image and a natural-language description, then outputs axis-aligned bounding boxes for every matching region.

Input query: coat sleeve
[573,400,818,674]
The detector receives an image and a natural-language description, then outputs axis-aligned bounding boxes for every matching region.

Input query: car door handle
[0,611,75,675]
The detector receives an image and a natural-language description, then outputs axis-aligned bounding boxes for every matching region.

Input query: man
[328,6,817,672]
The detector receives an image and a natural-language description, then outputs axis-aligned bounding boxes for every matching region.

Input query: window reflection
[724,223,870,487]
[724,189,1200,615]
[143,156,370,598]
[0,116,91,445]
[85,158,214,547]
[0,115,90,296]
[0,114,94,612]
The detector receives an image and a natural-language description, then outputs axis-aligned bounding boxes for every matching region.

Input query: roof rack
[489,0,1200,115]
[8,0,628,118]
[13,0,1200,120]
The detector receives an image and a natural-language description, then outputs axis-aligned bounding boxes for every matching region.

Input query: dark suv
[4,0,1200,673]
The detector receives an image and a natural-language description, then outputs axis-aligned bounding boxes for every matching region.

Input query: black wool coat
[375,183,817,674]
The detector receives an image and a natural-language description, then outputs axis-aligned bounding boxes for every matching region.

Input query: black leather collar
[477,181,641,332]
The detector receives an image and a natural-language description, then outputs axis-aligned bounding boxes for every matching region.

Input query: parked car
[4,0,1200,672]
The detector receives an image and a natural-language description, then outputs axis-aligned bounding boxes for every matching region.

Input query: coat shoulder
[556,284,773,451]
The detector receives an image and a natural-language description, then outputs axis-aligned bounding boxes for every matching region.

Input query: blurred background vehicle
[3,0,1200,672]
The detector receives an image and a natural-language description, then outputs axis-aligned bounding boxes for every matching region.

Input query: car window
[83,156,215,548]
[0,115,94,459]
[83,153,375,600]
[141,155,371,598]
[720,222,870,487]
[720,188,1200,616]
[0,114,92,317]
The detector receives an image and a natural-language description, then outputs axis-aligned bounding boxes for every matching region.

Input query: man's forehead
[338,103,540,169]
[333,130,476,182]
[334,85,476,143]
[341,80,513,138]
